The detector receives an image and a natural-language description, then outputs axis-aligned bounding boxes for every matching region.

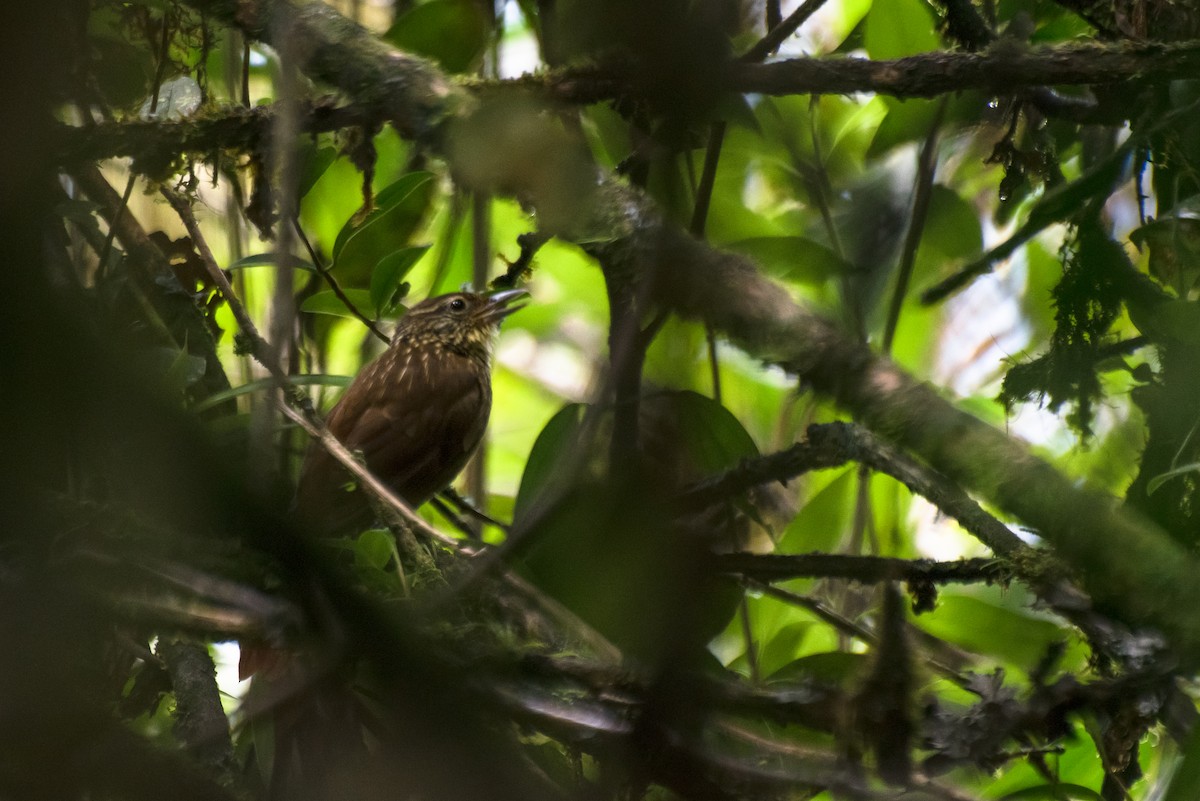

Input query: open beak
[482,287,529,322]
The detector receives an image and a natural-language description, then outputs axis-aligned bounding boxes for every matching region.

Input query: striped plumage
[297,289,526,530]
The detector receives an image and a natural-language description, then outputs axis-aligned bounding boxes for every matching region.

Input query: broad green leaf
[725,236,851,285]
[864,0,939,60]
[828,0,872,51]
[715,93,761,134]
[756,622,811,677]
[514,392,757,655]
[300,289,376,319]
[779,467,855,554]
[226,253,316,272]
[918,186,984,267]
[355,529,395,570]
[299,127,414,258]
[487,365,574,498]
[296,142,338,200]
[514,391,759,519]
[514,403,587,520]
[769,651,871,685]
[580,104,632,171]
[915,594,1066,669]
[868,97,940,156]
[665,390,760,473]
[384,0,488,73]
[369,245,428,315]
[998,784,1102,801]
[331,172,435,284]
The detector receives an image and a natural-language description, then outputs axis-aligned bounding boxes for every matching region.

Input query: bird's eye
[447,297,467,313]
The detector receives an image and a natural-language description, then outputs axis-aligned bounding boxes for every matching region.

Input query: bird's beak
[483,288,529,321]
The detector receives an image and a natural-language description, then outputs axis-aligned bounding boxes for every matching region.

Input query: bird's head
[392,289,528,357]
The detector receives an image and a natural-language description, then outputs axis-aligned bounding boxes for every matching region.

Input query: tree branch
[680,421,1027,558]
[715,552,1008,585]
[54,39,1200,171]
[55,97,372,173]
[728,40,1200,98]
[156,639,237,783]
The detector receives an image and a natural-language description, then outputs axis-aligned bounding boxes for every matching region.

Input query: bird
[296,288,528,532]
[242,289,526,800]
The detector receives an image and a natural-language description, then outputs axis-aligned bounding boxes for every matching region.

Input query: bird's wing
[343,352,490,503]
[297,349,491,520]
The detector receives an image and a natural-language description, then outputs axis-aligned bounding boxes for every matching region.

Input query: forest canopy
[4,0,1200,800]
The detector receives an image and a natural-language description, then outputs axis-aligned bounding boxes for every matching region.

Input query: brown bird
[296,288,527,531]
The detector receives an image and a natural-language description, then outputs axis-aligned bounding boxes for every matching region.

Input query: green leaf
[297,142,338,200]
[828,0,872,50]
[514,391,758,521]
[779,468,855,553]
[190,374,353,413]
[664,390,759,474]
[919,186,984,265]
[756,622,811,677]
[916,594,1066,668]
[1163,716,1200,801]
[714,93,761,133]
[384,0,488,73]
[370,245,428,315]
[769,651,871,685]
[864,0,938,59]
[226,253,316,272]
[159,347,207,392]
[355,529,395,570]
[725,237,851,285]
[868,97,940,156]
[998,784,1102,801]
[331,172,435,284]
[1148,462,1200,496]
[514,403,587,520]
[300,289,376,319]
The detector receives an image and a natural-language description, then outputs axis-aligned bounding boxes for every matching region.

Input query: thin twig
[440,487,512,533]
[276,401,456,546]
[738,596,760,683]
[466,189,493,534]
[679,421,1029,557]
[690,122,727,404]
[162,186,293,390]
[882,97,946,355]
[740,0,831,63]
[718,552,1008,585]
[747,579,970,682]
[293,216,391,343]
[96,175,136,279]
